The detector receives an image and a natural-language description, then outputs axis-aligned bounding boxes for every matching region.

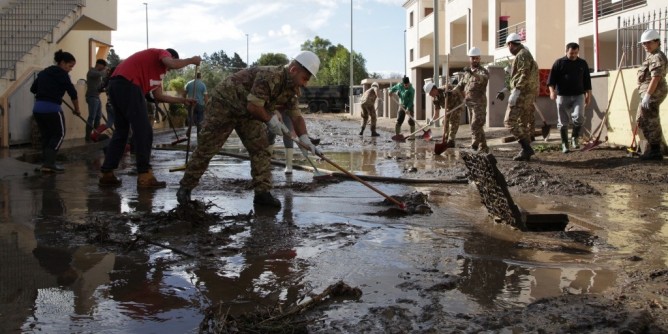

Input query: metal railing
[618,7,668,67]
[580,0,646,23]
[0,0,85,79]
[497,21,526,48]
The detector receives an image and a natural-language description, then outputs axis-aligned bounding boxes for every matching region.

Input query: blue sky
[111,0,406,77]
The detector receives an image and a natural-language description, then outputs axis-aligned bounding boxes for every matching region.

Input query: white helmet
[467,47,481,57]
[293,51,320,77]
[423,82,435,94]
[639,29,660,43]
[371,82,379,88]
[506,33,522,44]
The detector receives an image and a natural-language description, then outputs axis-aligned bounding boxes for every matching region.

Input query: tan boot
[99,171,122,186]
[137,169,166,188]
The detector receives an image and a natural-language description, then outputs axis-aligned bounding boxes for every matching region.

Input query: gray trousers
[556,94,585,129]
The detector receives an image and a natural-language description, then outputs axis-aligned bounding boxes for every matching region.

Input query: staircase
[0,0,85,83]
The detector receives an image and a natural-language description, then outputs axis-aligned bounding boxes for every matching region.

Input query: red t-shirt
[113,48,171,94]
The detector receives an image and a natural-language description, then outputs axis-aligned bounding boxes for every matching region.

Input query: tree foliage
[253,53,289,66]
[300,36,369,86]
[106,49,121,68]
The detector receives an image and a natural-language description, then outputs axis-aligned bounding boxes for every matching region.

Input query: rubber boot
[370,125,380,137]
[478,144,489,153]
[407,125,416,140]
[99,171,122,186]
[470,142,479,151]
[359,126,365,136]
[445,139,455,148]
[41,148,65,173]
[640,144,663,161]
[85,125,92,142]
[560,127,570,153]
[513,139,535,161]
[395,124,401,135]
[253,191,281,208]
[137,169,166,188]
[176,186,192,204]
[284,148,294,174]
[571,126,581,149]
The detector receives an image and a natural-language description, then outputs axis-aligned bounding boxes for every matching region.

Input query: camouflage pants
[637,91,666,145]
[361,103,377,131]
[179,101,273,193]
[526,104,535,136]
[467,99,487,147]
[443,107,461,142]
[504,91,536,142]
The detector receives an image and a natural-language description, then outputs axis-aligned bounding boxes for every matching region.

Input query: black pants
[34,112,65,151]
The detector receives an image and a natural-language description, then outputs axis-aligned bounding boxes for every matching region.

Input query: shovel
[431,102,467,154]
[582,52,626,152]
[63,100,110,141]
[533,102,551,141]
[294,139,406,210]
[391,96,431,141]
[627,123,640,155]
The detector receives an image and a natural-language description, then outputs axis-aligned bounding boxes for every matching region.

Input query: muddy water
[0,135,663,333]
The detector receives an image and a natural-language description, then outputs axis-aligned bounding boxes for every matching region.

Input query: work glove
[508,89,520,106]
[266,114,289,137]
[298,134,322,157]
[496,87,509,101]
[641,93,651,109]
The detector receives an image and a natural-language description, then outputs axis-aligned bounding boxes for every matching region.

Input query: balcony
[496,21,526,48]
[580,0,646,23]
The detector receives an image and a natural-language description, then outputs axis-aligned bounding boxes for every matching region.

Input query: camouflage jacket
[637,49,668,96]
[433,84,465,111]
[509,46,539,94]
[212,65,302,118]
[455,66,489,100]
[360,86,379,106]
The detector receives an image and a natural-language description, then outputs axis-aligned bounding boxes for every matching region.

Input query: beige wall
[531,0,565,69]
[80,0,117,31]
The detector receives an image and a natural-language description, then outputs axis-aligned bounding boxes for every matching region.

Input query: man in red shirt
[99,48,201,188]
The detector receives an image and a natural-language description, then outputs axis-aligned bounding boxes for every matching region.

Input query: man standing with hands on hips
[547,42,592,153]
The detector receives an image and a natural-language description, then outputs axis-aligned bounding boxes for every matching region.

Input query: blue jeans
[86,95,102,128]
[101,77,153,174]
[556,95,585,129]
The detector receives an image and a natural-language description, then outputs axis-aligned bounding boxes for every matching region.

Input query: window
[410,11,414,27]
[410,49,414,62]
[425,8,433,16]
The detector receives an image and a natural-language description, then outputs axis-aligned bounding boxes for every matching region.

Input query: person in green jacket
[389,76,416,138]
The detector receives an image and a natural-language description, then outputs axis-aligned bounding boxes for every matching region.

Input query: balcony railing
[580,0,646,23]
[618,7,668,68]
[497,21,526,48]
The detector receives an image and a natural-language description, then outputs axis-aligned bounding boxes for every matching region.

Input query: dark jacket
[30,65,78,104]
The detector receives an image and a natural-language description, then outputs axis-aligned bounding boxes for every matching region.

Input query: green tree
[253,53,289,66]
[229,52,247,70]
[106,48,121,68]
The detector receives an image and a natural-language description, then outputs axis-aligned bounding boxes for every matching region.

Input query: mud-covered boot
[478,144,489,153]
[395,124,401,135]
[359,126,365,136]
[137,169,166,188]
[407,125,416,140]
[284,148,293,174]
[176,186,192,204]
[513,139,535,161]
[560,127,570,153]
[470,142,479,151]
[370,125,380,137]
[253,191,281,208]
[640,144,663,161]
[99,171,122,186]
[445,139,455,148]
[571,126,581,149]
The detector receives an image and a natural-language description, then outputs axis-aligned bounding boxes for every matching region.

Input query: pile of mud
[504,163,601,196]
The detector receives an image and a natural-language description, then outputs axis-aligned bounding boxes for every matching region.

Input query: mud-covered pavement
[1,113,667,333]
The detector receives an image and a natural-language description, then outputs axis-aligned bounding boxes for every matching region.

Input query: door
[8,73,36,145]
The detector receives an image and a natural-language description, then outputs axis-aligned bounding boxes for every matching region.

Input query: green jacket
[389,82,415,110]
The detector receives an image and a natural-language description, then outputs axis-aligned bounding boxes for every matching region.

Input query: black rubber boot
[177,187,192,204]
[254,191,281,208]
[571,126,581,149]
[513,139,534,161]
[359,126,365,136]
[560,127,570,153]
[41,148,64,173]
[640,144,663,161]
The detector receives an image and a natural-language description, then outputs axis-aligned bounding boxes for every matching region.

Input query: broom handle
[592,52,626,140]
[293,138,405,209]
[407,102,465,139]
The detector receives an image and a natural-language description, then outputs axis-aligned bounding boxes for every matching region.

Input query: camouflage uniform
[433,84,465,145]
[179,66,301,194]
[504,46,539,142]
[455,66,489,150]
[637,49,667,148]
[360,86,379,134]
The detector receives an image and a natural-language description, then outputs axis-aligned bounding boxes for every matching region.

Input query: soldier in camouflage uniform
[360,82,381,136]
[455,47,490,152]
[425,83,465,148]
[496,33,539,161]
[176,51,322,208]
[636,29,666,161]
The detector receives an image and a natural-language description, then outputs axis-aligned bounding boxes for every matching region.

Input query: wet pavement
[0,114,666,333]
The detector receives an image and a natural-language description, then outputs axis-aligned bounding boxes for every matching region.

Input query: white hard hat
[506,33,522,44]
[639,29,660,43]
[423,82,435,94]
[371,82,379,88]
[467,47,481,57]
[293,51,320,77]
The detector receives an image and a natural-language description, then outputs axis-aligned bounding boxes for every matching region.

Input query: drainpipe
[433,0,439,85]
[593,0,600,72]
